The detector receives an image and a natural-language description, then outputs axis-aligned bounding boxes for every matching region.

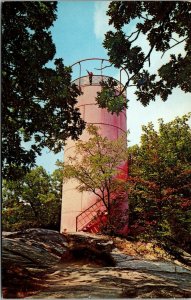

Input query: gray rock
[2,229,191,299]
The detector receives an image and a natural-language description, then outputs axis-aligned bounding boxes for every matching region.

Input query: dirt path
[26,262,191,299]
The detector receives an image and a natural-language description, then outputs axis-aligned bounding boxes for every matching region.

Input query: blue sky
[36,1,191,173]
[50,2,98,66]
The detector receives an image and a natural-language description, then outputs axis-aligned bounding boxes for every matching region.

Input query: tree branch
[171,37,179,43]
[129,29,141,43]
[95,63,113,71]
[115,44,155,97]
[140,14,151,21]
[102,11,177,102]
[127,29,140,40]
[161,37,187,58]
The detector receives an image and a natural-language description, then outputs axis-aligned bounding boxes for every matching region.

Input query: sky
[36,1,191,173]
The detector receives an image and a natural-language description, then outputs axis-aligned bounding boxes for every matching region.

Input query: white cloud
[94,2,114,40]
[127,87,191,146]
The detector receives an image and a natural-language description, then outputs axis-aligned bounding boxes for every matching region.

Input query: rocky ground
[2,229,191,298]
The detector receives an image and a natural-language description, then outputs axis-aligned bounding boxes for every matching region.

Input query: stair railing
[76,190,128,232]
[76,199,105,232]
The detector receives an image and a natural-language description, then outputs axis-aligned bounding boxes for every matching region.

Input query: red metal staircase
[76,199,107,233]
[76,162,129,235]
[76,190,128,234]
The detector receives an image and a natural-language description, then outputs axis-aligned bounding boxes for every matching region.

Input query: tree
[97,1,191,111]
[127,114,191,252]
[2,2,85,180]
[2,166,63,231]
[59,125,128,231]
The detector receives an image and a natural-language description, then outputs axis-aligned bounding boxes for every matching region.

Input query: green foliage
[2,2,85,180]
[100,1,191,111]
[96,77,128,114]
[128,114,191,252]
[59,125,128,221]
[2,166,63,231]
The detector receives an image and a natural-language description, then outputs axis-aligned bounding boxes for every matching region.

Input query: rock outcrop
[2,229,191,298]
[2,229,69,298]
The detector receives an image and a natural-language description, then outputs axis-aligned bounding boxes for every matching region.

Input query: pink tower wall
[60,75,127,233]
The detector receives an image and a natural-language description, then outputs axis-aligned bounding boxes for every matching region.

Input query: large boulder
[2,229,115,298]
[2,229,69,298]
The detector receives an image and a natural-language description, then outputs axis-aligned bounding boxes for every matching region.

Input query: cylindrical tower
[60,58,128,233]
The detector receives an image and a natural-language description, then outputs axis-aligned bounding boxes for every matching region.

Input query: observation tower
[60,58,128,234]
